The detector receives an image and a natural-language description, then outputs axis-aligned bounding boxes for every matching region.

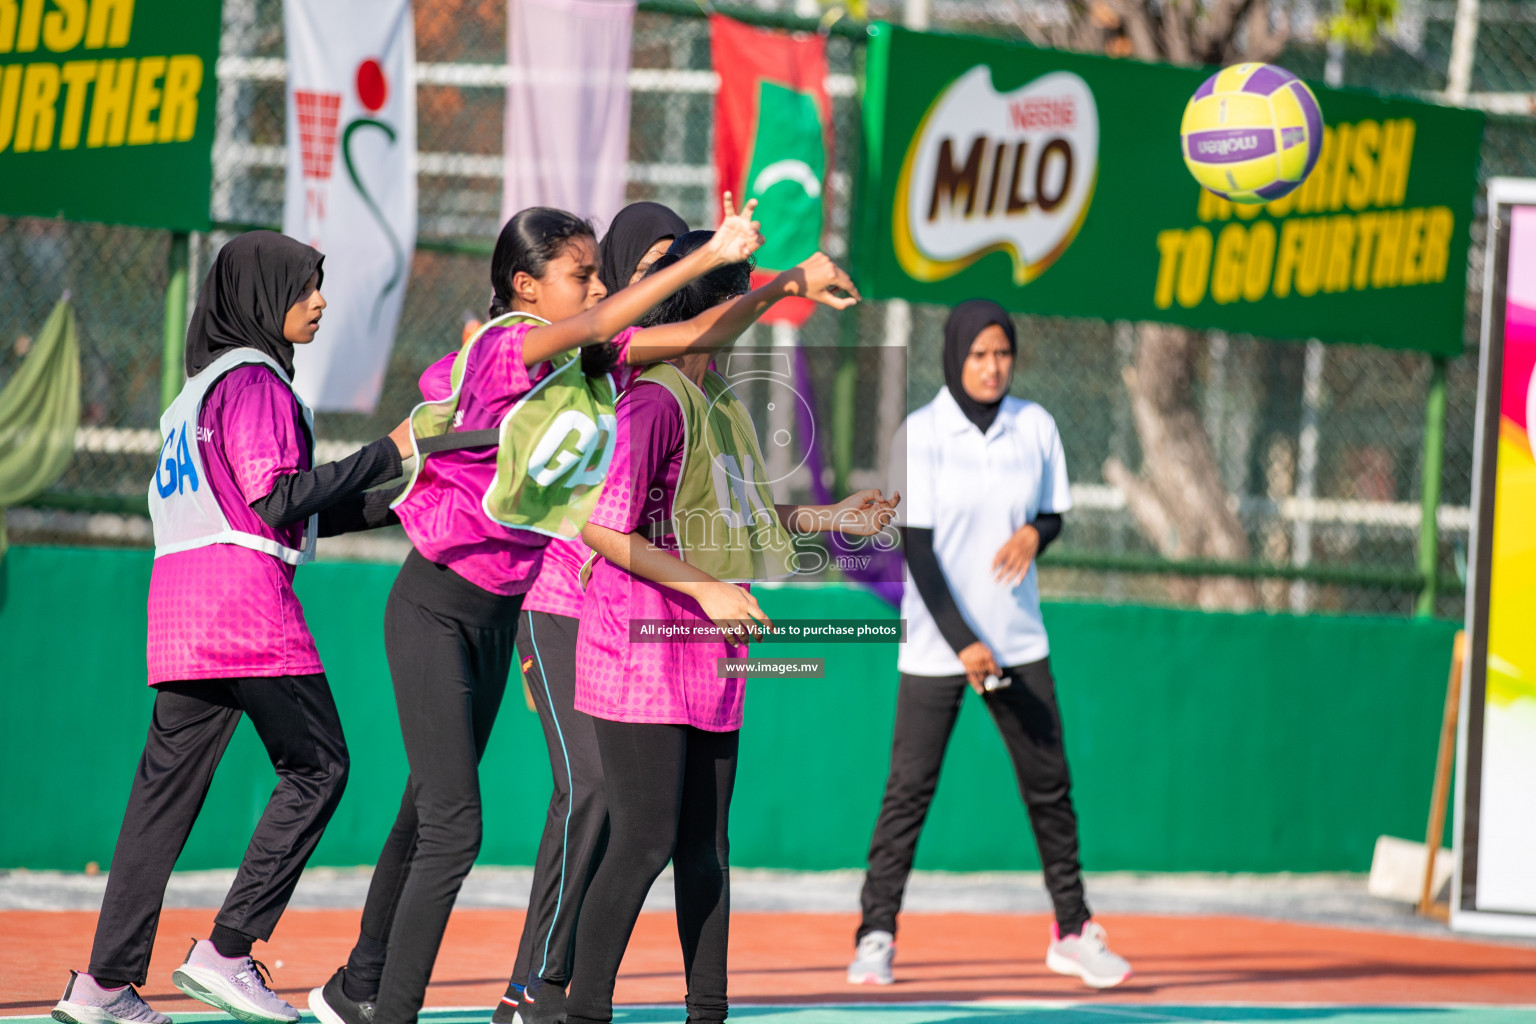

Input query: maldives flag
[711,15,831,326]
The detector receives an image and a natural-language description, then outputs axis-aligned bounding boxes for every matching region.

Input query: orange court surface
[3,907,1535,1023]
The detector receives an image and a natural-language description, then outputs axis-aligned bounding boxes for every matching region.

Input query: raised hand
[793,252,861,310]
[706,192,763,266]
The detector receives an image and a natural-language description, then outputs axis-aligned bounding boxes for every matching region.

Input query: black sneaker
[308,968,375,1024]
[489,983,523,1024]
[520,979,566,1024]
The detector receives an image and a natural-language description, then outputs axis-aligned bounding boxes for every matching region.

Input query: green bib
[394,312,618,539]
[641,362,797,583]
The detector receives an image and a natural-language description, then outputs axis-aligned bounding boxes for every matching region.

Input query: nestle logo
[1008,96,1075,131]
[1197,134,1260,156]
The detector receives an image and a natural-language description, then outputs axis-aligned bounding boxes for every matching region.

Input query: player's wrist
[684,243,724,273]
[771,268,803,298]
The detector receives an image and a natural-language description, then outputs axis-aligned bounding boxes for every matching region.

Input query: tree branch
[1195,0,1255,62]
[1237,0,1289,63]
[1106,0,1164,61]
[1018,15,1053,48]
[1103,455,1183,555]
[1068,0,1296,66]
[1162,0,1195,65]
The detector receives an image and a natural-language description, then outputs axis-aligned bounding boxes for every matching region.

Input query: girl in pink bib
[315,200,858,1024]
[492,207,863,1024]
[560,232,898,1024]
[55,233,411,1024]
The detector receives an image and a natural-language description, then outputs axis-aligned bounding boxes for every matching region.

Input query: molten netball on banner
[1180,62,1324,204]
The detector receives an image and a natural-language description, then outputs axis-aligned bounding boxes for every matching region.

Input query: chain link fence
[4,0,1530,616]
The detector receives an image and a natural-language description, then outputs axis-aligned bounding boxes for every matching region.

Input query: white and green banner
[282,0,417,412]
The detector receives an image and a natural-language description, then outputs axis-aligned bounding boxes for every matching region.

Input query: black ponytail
[488,206,595,320]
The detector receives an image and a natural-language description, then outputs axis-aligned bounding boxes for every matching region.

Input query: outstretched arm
[250,439,402,529]
[522,199,763,367]
[774,489,900,535]
[626,252,861,365]
[317,485,402,536]
[246,400,411,531]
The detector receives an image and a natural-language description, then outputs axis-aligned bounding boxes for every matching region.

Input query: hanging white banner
[503,0,635,231]
[283,0,417,412]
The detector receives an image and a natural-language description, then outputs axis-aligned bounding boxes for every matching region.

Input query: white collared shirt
[891,387,1072,676]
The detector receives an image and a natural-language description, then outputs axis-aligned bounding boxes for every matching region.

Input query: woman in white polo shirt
[847,300,1131,990]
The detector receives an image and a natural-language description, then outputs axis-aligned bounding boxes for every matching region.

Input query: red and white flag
[283,0,417,412]
[712,15,832,326]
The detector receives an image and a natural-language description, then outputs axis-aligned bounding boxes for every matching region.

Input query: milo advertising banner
[856,24,1484,354]
[0,0,222,231]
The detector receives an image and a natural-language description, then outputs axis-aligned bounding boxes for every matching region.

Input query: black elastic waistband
[417,428,500,454]
[395,548,523,630]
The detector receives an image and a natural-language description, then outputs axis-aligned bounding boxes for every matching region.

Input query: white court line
[1072,1006,1235,1024]
[0,1015,1524,1020]
[596,1003,1536,1021]
[3,1005,1532,1022]
[401,1005,1536,1013]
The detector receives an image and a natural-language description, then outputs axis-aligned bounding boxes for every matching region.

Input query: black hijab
[597,201,688,295]
[184,231,325,380]
[942,299,1017,435]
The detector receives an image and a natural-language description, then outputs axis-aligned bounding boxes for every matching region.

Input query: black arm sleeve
[317,485,403,537]
[1033,512,1063,555]
[249,437,403,529]
[903,526,981,655]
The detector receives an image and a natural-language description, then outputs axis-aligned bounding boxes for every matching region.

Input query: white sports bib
[149,348,318,565]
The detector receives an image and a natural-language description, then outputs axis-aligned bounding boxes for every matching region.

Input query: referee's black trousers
[857,657,1091,940]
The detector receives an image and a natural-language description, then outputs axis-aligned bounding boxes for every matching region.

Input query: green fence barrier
[0,546,1456,873]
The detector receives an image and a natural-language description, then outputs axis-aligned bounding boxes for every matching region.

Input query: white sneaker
[1045,921,1132,989]
[171,939,300,1023]
[52,972,171,1024]
[847,930,895,985]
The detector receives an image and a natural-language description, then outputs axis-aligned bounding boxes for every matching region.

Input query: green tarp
[0,298,80,555]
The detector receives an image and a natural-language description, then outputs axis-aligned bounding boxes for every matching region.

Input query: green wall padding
[0,546,1457,873]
